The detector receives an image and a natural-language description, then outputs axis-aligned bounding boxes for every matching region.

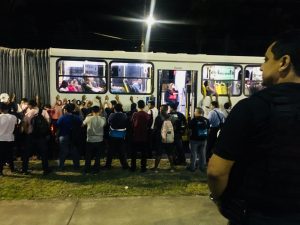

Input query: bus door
[157,69,198,119]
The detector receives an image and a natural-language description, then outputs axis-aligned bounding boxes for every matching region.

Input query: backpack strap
[213,109,223,124]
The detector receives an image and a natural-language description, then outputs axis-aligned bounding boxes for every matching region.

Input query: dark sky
[1,0,300,56]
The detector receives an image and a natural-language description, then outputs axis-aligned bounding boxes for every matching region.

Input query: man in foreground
[208,30,300,225]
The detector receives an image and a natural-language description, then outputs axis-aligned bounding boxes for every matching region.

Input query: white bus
[49,48,263,117]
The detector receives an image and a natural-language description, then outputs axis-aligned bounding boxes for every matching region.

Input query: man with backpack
[56,103,83,170]
[206,100,225,161]
[208,30,300,225]
[188,107,210,172]
[168,103,187,165]
[152,104,176,172]
[22,100,51,175]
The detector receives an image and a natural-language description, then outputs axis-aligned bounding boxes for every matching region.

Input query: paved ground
[0,196,227,225]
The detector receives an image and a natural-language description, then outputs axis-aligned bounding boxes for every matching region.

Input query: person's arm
[207,154,234,199]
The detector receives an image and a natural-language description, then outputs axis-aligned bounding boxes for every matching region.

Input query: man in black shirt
[208,30,300,225]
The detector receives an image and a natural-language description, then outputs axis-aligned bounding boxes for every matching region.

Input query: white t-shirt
[148,107,158,129]
[83,115,106,142]
[0,113,17,141]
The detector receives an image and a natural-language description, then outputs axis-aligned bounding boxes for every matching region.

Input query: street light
[141,0,156,52]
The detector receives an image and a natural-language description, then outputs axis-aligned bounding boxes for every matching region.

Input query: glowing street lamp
[146,16,155,27]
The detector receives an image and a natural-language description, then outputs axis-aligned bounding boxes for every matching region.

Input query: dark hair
[169,102,178,110]
[60,80,68,88]
[110,100,117,106]
[28,99,37,107]
[114,103,123,112]
[224,102,231,110]
[91,105,100,113]
[64,103,74,113]
[211,101,219,108]
[131,103,137,111]
[148,100,155,106]
[21,98,28,102]
[160,104,169,119]
[137,100,145,109]
[271,29,300,76]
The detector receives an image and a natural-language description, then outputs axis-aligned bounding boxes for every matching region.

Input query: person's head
[169,102,178,111]
[204,80,208,87]
[114,103,123,112]
[194,107,204,117]
[91,105,100,114]
[211,101,219,109]
[64,103,74,113]
[0,93,9,104]
[28,99,37,109]
[168,83,175,90]
[131,103,137,111]
[137,100,145,109]
[148,100,155,109]
[160,104,169,118]
[260,30,300,87]
[60,80,68,88]
[224,102,232,110]
[110,100,117,109]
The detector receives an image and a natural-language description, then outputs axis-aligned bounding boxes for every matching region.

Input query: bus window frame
[109,60,154,95]
[201,64,243,97]
[56,57,108,94]
[243,65,263,96]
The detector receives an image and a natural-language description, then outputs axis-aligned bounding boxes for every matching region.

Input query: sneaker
[170,169,175,173]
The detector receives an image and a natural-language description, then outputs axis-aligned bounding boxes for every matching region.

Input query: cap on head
[0,93,9,103]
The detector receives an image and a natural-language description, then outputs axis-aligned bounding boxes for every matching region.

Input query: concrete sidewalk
[0,196,227,225]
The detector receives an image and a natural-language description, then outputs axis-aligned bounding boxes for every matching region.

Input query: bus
[49,48,263,117]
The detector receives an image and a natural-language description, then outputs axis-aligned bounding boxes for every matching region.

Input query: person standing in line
[104,103,129,170]
[22,100,51,175]
[208,30,300,225]
[82,105,106,174]
[152,104,176,172]
[0,103,18,175]
[130,100,152,172]
[205,100,225,161]
[56,103,82,170]
[187,107,210,172]
[147,100,158,159]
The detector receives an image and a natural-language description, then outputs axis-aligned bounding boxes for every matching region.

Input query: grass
[0,159,209,200]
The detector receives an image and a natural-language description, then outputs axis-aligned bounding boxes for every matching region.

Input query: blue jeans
[189,140,207,170]
[59,135,80,169]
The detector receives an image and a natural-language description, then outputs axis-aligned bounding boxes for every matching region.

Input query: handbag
[109,127,126,139]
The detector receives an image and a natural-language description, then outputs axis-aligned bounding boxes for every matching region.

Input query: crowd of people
[0,91,228,176]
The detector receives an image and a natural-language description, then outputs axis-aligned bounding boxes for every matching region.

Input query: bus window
[244,66,264,96]
[202,65,242,96]
[109,62,153,94]
[57,59,107,93]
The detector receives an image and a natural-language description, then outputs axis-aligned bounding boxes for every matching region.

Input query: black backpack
[195,118,208,138]
[31,109,50,137]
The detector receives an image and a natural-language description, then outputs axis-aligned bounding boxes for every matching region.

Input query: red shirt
[131,111,151,142]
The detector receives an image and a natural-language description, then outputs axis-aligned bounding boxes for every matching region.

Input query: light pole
[141,0,156,52]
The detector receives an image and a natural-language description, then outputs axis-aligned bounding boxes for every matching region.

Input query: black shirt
[214,83,300,212]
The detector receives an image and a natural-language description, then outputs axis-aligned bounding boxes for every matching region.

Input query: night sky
[1,0,300,56]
